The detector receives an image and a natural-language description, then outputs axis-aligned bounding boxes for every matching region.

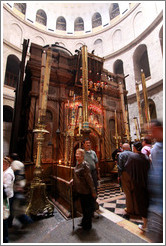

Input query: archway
[4,55,20,88]
[73,127,102,166]
[3,105,13,156]
[133,44,151,82]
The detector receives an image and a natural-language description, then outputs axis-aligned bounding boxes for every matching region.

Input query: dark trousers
[3,219,8,243]
[8,197,14,227]
[79,193,94,230]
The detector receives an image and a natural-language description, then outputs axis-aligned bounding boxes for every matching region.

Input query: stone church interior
[2,1,164,243]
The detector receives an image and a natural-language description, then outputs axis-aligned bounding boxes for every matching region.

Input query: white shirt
[3,167,15,198]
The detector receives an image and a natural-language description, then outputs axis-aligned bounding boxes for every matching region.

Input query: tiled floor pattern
[97,180,143,226]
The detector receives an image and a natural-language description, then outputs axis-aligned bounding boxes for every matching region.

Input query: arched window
[74,17,84,31]
[36,9,47,26]
[3,105,13,122]
[4,55,20,88]
[14,3,26,15]
[133,44,151,82]
[92,12,102,28]
[109,3,120,20]
[159,26,163,55]
[114,59,124,75]
[56,16,66,31]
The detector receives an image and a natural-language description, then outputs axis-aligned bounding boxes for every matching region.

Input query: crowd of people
[116,119,163,243]
[3,120,163,243]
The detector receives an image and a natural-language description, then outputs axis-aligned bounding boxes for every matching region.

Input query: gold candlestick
[113,110,121,149]
[141,69,151,126]
[69,94,76,166]
[26,47,54,216]
[125,109,131,143]
[133,117,140,141]
[78,104,83,135]
[81,45,91,138]
[64,101,70,165]
[118,82,129,141]
[135,81,144,136]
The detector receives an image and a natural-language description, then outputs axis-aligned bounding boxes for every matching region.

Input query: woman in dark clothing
[71,148,97,231]
[125,142,150,231]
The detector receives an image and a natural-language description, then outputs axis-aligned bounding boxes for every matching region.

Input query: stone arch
[112,29,122,51]
[3,105,13,122]
[141,99,157,123]
[35,36,45,46]
[93,38,103,56]
[4,54,20,88]
[58,42,66,48]
[159,26,163,55]
[75,42,84,50]
[113,59,124,75]
[133,44,151,82]
[133,11,144,37]
[10,23,23,48]
[3,105,14,157]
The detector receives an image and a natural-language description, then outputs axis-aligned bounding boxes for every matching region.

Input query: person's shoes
[93,211,99,219]
[138,224,147,232]
[82,226,91,231]
[123,213,130,220]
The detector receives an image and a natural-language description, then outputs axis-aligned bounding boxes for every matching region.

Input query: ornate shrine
[12,42,129,216]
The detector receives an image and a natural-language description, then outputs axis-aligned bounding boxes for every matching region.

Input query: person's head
[10,153,20,161]
[75,148,85,164]
[3,156,11,171]
[142,136,152,146]
[119,142,123,148]
[133,141,142,153]
[83,138,91,151]
[122,143,130,151]
[149,120,163,142]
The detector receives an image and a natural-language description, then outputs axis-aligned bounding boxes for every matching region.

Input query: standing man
[83,138,100,217]
[72,148,97,231]
[117,143,132,216]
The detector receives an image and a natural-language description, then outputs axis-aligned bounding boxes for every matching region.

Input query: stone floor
[97,179,144,226]
[7,177,153,244]
[8,207,151,244]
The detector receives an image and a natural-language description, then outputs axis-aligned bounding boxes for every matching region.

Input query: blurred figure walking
[3,156,15,242]
[145,120,163,243]
[9,153,33,228]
